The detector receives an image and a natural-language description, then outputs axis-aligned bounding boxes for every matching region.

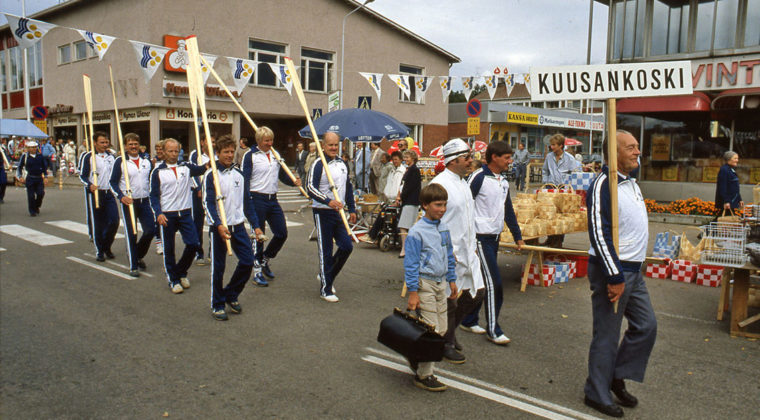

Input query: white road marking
[362,355,577,420]
[66,256,135,280]
[655,311,719,325]
[0,224,73,246]
[0,247,6,252]
[46,220,124,239]
[83,253,154,277]
[365,347,603,420]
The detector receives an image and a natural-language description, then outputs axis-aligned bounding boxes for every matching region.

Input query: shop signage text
[529,61,693,100]
[691,54,760,91]
[507,112,538,125]
[119,108,151,122]
[47,104,74,115]
[162,108,232,124]
[52,115,78,126]
[163,80,241,101]
[91,112,111,123]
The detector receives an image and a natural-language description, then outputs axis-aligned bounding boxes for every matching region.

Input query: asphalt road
[1,185,758,419]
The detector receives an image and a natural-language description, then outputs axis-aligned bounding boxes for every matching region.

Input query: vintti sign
[529,61,692,101]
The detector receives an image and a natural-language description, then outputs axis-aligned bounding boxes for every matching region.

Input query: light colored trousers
[416,278,448,378]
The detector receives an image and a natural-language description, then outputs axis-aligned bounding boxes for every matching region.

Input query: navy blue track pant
[160,209,200,286]
[89,190,119,255]
[83,186,93,239]
[462,234,505,338]
[210,223,254,311]
[251,193,288,262]
[313,208,352,297]
[191,189,205,258]
[25,176,45,215]
[120,198,156,270]
[0,168,6,201]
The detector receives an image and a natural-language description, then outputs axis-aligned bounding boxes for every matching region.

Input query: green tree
[448,84,488,103]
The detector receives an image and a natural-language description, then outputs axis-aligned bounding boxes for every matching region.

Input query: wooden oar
[108,65,138,235]
[197,54,308,198]
[186,56,204,166]
[500,242,667,265]
[284,56,357,242]
[185,36,232,255]
[82,74,99,208]
[607,98,619,313]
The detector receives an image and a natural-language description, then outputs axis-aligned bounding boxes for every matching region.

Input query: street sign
[33,119,48,134]
[529,61,692,101]
[465,98,481,117]
[328,91,340,112]
[467,117,480,135]
[358,96,372,110]
[32,105,48,120]
[312,108,322,120]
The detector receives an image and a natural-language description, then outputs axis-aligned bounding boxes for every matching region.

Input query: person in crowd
[354,141,370,192]
[307,132,357,303]
[584,130,656,418]
[16,140,48,216]
[542,133,581,248]
[77,140,88,162]
[513,142,529,191]
[460,141,524,346]
[397,138,408,154]
[396,150,421,258]
[152,140,167,255]
[294,141,308,181]
[138,145,150,160]
[203,134,262,321]
[80,132,119,261]
[341,151,355,188]
[430,138,484,364]
[234,137,249,167]
[383,151,405,204]
[40,138,56,175]
[404,183,457,392]
[377,152,392,199]
[242,126,301,287]
[189,133,215,266]
[714,151,743,213]
[64,140,77,174]
[304,142,318,182]
[369,143,383,194]
[149,138,207,294]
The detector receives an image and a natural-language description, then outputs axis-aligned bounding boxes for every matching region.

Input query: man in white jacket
[430,138,484,364]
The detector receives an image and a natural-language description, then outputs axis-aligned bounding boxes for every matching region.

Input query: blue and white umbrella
[298,108,409,142]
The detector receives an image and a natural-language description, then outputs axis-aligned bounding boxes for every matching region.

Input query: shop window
[398,64,423,104]
[26,43,42,88]
[300,48,333,93]
[58,44,71,64]
[0,50,5,93]
[612,0,646,60]
[745,0,760,47]
[651,0,689,56]
[248,39,287,88]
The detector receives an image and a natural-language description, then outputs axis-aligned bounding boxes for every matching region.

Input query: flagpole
[22,0,31,122]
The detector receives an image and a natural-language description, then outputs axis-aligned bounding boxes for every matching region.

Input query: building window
[745,0,760,47]
[651,0,690,56]
[398,64,423,103]
[0,50,6,93]
[58,44,71,64]
[9,46,24,91]
[74,40,90,61]
[612,0,647,60]
[407,124,423,150]
[248,39,287,88]
[27,43,42,87]
[300,48,333,93]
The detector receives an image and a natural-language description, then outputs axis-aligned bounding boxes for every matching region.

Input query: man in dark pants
[294,141,308,181]
[0,144,9,203]
[150,138,207,294]
[16,141,48,216]
[189,133,214,266]
[80,132,119,261]
[584,130,656,418]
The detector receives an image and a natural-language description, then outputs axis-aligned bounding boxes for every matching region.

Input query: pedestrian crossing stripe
[0,247,6,252]
[46,220,125,239]
[0,224,73,246]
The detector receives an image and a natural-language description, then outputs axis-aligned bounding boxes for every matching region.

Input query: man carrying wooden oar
[306,132,356,303]
[149,138,207,294]
[80,132,119,261]
[189,133,214,266]
[584,130,656,418]
[242,126,302,287]
[109,133,155,277]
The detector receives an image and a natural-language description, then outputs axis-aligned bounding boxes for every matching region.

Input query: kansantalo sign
[529,61,693,101]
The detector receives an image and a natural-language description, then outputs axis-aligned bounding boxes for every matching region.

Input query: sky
[1,0,610,89]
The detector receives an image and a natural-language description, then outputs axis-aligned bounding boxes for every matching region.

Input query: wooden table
[716,262,760,339]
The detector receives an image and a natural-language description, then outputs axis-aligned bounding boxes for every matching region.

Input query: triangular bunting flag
[439,76,454,103]
[388,74,411,99]
[227,57,256,93]
[505,74,515,97]
[462,76,475,102]
[523,74,531,91]
[199,54,217,85]
[483,75,499,100]
[5,14,56,49]
[414,76,432,104]
[268,63,297,95]
[359,72,383,101]
[130,41,170,84]
[76,29,115,61]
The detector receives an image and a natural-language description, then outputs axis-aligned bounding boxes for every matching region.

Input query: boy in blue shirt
[404,183,458,392]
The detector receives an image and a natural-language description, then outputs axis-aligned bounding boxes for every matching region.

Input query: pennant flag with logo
[268,63,298,95]
[439,76,454,103]
[227,57,256,93]
[462,76,476,102]
[130,41,171,83]
[505,74,515,97]
[76,30,115,61]
[359,72,383,101]
[5,14,56,49]
[388,74,411,99]
[198,54,217,85]
[523,73,531,91]
[414,76,433,104]
[483,75,499,100]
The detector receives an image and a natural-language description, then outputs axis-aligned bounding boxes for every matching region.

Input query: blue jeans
[210,223,254,310]
[160,209,200,285]
[514,163,527,191]
[313,208,353,296]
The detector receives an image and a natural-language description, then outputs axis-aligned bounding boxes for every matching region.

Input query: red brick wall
[422,123,448,154]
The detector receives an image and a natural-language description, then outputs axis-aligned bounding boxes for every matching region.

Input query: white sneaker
[320,294,340,303]
[316,274,336,293]
[171,284,184,294]
[459,325,487,334]
[180,277,190,289]
[156,242,163,255]
[487,334,511,345]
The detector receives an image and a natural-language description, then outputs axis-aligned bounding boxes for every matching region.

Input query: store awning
[710,87,760,110]
[616,92,712,113]
[0,119,49,138]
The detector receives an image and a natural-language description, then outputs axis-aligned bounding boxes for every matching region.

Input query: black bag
[377,308,445,363]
